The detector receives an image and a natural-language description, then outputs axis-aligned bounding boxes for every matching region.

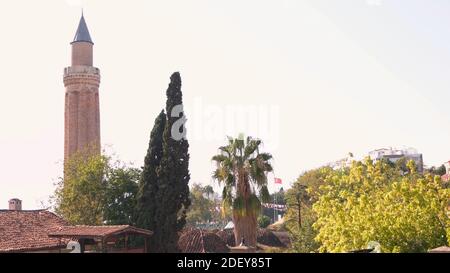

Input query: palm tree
[212,135,273,247]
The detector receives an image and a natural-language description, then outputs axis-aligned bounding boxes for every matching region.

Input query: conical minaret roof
[72,13,93,44]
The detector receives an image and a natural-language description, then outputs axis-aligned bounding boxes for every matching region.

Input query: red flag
[274,178,282,184]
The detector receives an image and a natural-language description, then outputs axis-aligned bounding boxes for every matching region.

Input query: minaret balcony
[64,66,100,76]
[64,66,101,87]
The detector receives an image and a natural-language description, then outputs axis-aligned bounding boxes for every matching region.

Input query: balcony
[64,66,100,76]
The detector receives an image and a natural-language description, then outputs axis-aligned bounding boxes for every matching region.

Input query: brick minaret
[64,14,101,163]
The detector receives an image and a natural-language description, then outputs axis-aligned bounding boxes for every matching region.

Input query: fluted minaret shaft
[64,14,101,164]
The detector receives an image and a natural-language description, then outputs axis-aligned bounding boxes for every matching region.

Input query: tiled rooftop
[179,229,229,253]
[49,225,153,238]
[0,210,68,253]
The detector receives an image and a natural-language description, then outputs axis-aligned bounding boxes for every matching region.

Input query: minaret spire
[72,11,93,44]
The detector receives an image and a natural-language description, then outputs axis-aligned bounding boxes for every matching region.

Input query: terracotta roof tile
[48,225,153,238]
[257,229,286,248]
[216,229,236,247]
[179,229,229,253]
[216,228,288,248]
[0,210,68,253]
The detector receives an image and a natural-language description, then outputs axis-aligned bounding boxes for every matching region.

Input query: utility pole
[297,193,302,229]
[273,190,277,224]
[297,185,308,230]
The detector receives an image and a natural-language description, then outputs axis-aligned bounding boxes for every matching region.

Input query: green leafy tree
[288,207,320,253]
[258,215,271,228]
[284,168,330,252]
[285,184,309,230]
[436,165,447,176]
[212,135,273,247]
[54,152,108,225]
[448,226,450,246]
[271,188,286,205]
[292,167,332,204]
[104,165,140,225]
[54,151,140,226]
[135,111,166,252]
[186,183,218,226]
[203,185,215,199]
[313,158,449,253]
[156,72,191,252]
[394,157,409,173]
[427,165,447,176]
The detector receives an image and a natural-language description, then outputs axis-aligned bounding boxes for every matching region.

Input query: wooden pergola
[48,225,153,253]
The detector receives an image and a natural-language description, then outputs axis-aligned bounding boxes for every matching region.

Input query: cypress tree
[135,110,166,251]
[157,72,191,252]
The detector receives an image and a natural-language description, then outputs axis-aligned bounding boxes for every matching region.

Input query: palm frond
[219,145,232,157]
[259,186,271,203]
[226,173,236,187]
[232,194,262,218]
[212,135,274,219]
[258,153,273,162]
[212,154,228,163]
[244,139,261,159]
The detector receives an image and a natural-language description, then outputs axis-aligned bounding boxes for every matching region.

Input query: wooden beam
[79,238,85,253]
[101,238,106,253]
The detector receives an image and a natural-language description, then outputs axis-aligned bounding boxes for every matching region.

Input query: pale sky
[1,0,450,209]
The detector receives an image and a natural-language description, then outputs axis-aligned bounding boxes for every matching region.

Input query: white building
[326,158,352,170]
[368,147,424,173]
[441,161,450,182]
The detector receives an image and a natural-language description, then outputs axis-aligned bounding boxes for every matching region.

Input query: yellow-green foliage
[54,152,108,225]
[313,158,449,253]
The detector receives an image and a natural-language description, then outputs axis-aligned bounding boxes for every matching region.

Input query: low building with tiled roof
[49,225,152,239]
[179,229,229,253]
[49,225,153,253]
[216,229,236,247]
[0,204,68,253]
[0,199,154,253]
[216,228,288,249]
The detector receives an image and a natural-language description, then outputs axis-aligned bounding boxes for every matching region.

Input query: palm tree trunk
[233,171,257,247]
[233,212,257,247]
